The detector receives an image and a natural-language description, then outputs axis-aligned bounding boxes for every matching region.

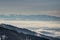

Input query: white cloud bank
[0,20,60,28]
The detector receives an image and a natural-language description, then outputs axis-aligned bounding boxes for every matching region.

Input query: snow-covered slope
[0,24,37,36]
[0,24,60,40]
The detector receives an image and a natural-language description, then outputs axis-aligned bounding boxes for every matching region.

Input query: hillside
[0,24,49,40]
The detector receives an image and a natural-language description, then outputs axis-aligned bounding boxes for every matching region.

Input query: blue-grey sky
[0,0,60,16]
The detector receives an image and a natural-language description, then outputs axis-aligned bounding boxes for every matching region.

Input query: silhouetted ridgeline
[0,24,49,40]
[0,24,60,40]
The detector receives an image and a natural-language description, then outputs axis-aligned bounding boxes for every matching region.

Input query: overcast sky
[0,0,60,17]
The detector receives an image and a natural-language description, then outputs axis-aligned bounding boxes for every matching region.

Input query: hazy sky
[0,0,60,16]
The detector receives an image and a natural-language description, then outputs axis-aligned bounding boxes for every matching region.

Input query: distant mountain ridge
[0,15,60,21]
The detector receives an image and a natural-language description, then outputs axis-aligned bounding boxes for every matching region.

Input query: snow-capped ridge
[0,24,38,36]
